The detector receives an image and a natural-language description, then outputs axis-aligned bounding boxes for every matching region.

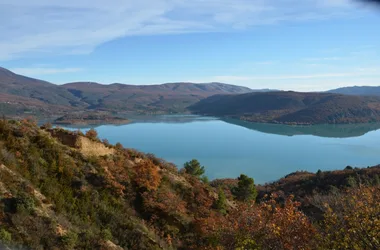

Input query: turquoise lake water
[63,115,380,184]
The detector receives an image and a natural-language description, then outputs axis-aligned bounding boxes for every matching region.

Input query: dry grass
[76,136,115,157]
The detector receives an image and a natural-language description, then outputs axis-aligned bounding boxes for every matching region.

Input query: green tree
[233,174,257,202]
[183,159,205,177]
[214,188,227,214]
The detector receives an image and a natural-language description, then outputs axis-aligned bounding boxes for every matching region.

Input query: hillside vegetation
[0,119,379,249]
[54,112,129,125]
[190,91,380,124]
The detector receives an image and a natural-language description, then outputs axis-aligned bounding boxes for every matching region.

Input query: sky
[0,0,379,91]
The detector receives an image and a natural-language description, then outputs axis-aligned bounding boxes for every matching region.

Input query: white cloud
[10,67,83,76]
[0,0,361,60]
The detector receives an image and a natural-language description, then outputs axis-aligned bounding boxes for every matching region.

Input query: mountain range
[0,67,252,116]
[1,66,380,124]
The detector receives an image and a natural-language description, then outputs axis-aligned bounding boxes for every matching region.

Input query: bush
[213,188,227,214]
[0,228,12,244]
[115,142,123,150]
[61,231,78,249]
[85,128,98,140]
[101,228,113,241]
[134,160,162,191]
[16,193,35,213]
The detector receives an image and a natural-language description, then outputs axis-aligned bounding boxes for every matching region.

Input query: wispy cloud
[0,0,362,60]
[10,67,83,76]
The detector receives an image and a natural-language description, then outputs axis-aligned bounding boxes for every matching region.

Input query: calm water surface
[64,115,380,184]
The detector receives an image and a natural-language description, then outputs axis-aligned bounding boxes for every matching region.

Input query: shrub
[213,188,227,214]
[101,228,113,241]
[134,160,161,191]
[85,128,98,140]
[16,193,35,213]
[0,228,12,244]
[115,142,123,150]
[61,231,78,250]
[316,186,380,249]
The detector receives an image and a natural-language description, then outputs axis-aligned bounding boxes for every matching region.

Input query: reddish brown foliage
[85,128,98,140]
[134,159,162,191]
[198,195,316,250]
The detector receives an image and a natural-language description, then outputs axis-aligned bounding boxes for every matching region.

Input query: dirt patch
[49,129,114,157]
[76,136,115,157]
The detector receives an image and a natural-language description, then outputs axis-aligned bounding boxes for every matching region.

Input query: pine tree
[233,174,257,202]
[183,159,205,177]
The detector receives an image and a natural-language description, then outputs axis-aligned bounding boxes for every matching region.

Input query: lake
[62,115,380,184]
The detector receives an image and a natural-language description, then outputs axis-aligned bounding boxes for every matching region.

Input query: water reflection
[223,118,380,138]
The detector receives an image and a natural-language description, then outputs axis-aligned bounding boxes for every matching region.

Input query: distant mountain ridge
[3,66,380,124]
[0,67,83,107]
[189,91,380,124]
[62,81,253,112]
[328,86,380,96]
[0,67,253,116]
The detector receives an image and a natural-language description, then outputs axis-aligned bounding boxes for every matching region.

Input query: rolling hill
[0,67,83,107]
[328,86,380,96]
[0,67,85,116]
[0,67,253,116]
[189,91,380,124]
[62,81,252,113]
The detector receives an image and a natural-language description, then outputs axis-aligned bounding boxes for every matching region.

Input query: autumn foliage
[316,186,380,249]
[134,159,162,191]
[0,119,379,250]
[198,195,316,250]
[85,128,98,140]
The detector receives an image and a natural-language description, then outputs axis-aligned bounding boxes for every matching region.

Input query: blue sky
[0,0,379,91]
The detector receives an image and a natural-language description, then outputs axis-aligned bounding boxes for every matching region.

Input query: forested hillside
[190,91,380,124]
[0,119,378,249]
